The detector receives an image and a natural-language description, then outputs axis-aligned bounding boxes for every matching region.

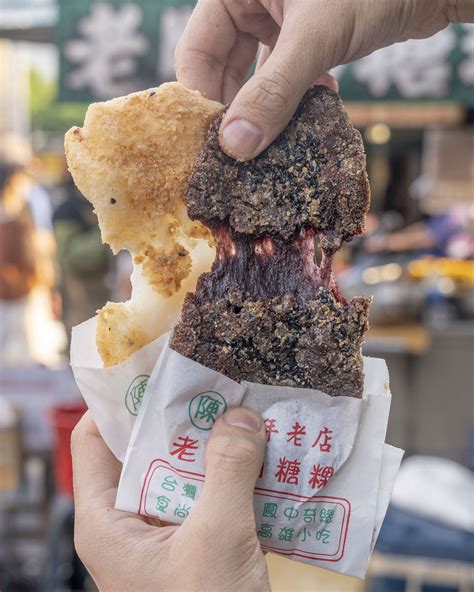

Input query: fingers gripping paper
[114,343,403,578]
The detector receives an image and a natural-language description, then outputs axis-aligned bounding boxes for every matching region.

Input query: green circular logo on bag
[189,391,227,430]
[125,374,150,416]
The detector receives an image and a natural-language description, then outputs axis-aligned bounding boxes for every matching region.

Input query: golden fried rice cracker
[96,302,152,367]
[95,241,214,367]
[65,83,221,366]
[65,82,221,296]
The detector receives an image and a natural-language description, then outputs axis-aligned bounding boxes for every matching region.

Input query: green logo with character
[125,374,150,416]
[189,391,227,430]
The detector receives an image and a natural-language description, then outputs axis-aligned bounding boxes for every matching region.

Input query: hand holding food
[64,0,474,587]
[174,0,463,160]
[72,409,270,592]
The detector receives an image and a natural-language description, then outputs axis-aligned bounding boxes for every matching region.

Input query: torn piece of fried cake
[65,82,221,294]
[172,86,371,397]
[65,83,221,366]
[186,86,369,250]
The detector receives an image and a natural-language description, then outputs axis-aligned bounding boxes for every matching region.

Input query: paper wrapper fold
[70,317,168,460]
[71,319,403,578]
[114,342,403,578]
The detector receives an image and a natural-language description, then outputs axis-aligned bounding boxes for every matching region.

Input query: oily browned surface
[65,82,221,295]
[172,287,370,397]
[172,87,371,397]
[185,85,370,248]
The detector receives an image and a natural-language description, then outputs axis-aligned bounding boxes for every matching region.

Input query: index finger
[174,1,237,101]
[71,411,122,511]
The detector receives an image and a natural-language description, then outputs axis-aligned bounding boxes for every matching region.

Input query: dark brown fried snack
[173,286,370,397]
[185,85,370,250]
[172,86,371,397]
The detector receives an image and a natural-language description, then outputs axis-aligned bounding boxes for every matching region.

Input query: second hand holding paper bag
[115,341,402,578]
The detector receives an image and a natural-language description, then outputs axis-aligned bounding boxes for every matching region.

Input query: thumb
[218,0,350,161]
[219,8,326,162]
[192,407,265,529]
[219,45,312,161]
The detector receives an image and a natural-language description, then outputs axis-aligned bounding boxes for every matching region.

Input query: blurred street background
[0,1,473,591]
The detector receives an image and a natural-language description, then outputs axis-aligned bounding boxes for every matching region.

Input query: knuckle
[174,43,226,81]
[247,72,293,120]
[225,63,246,87]
[207,433,258,472]
[179,47,225,72]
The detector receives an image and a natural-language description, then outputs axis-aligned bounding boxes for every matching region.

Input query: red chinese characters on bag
[170,436,199,462]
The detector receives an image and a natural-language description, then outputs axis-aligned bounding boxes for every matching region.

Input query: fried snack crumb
[96,302,153,367]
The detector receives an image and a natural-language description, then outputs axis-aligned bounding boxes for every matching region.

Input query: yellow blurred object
[363,263,403,285]
[267,554,363,592]
[408,258,474,284]
[365,123,391,145]
[0,403,22,495]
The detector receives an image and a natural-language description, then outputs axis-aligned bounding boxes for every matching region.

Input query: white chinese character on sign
[353,27,456,98]
[459,24,474,85]
[159,6,193,80]
[65,2,148,98]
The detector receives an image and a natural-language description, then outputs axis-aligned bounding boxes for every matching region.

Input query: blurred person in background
[0,132,65,366]
[365,204,474,259]
[53,174,111,341]
[0,161,37,365]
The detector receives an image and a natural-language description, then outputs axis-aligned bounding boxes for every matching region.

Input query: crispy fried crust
[172,87,371,396]
[96,302,154,367]
[65,82,221,293]
[172,287,370,397]
[65,83,221,366]
[186,86,370,248]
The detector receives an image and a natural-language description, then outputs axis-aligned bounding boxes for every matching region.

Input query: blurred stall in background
[0,2,473,591]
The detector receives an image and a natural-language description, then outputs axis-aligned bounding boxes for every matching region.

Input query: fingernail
[220,119,262,159]
[223,407,262,432]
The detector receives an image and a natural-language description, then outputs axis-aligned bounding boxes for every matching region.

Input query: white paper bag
[115,342,403,578]
[70,317,168,460]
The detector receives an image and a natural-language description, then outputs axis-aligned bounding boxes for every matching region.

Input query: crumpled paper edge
[70,316,168,460]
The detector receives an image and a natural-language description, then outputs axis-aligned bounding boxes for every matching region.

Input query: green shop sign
[57,3,474,106]
[57,0,194,101]
[333,24,474,106]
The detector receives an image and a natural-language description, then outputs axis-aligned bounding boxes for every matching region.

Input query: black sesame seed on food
[149,91,156,97]
[178,251,186,257]
[110,197,117,204]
